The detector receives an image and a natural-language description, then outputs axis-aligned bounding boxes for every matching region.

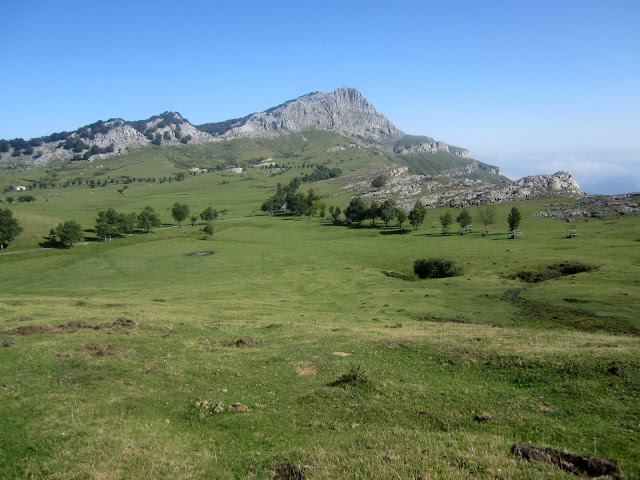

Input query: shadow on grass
[379,229,411,235]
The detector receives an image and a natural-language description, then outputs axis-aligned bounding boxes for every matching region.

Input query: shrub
[414,258,460,279]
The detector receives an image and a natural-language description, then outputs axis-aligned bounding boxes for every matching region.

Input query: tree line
[260,180,522,233]
[0,202,229,251]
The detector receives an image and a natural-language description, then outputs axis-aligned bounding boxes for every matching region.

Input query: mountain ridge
[0,87,585,202]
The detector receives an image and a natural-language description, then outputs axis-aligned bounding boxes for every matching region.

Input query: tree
[329,206,342,224]
[456,208,473,229]
[95,208,120,241]
[371,174,388,189]
[310,200,325,217]
[439,211,453,234]
[138,206,162,233]
[261,199,278,216]
[396,209,408,229]
[190,215,198,226]
[220,208,228,220]
[367,200,380,225]
[200,206,218,223]
[507,206,522,232]
[344,197,368,224]
[202,223,214,236]
[118,212,138,235]
[171,202,190,226]
[408,201,427,229]
[477,204,497,233]
[6,196,14,204]
[0,208,22,250]
[55,220,83,247]
[289,192,308,217]
[380,199,397,227]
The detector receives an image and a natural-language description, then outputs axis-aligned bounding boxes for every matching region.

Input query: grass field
[1,145,639,479]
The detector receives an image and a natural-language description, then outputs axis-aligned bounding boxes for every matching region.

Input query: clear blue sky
[1,0,638,193]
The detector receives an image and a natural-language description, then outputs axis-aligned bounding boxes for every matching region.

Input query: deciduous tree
[138,206,162,233]
[171,202,190,226]
[380,199,397,227]
[408,201,427,229]
[55,220,83,247]
[396,209,408,229]
[477,204,497,232]
[0,208,22,250]
[507,206,522,232]
[344,197,368,224]
[200,206,218,223]
[456,208,472,229]
[439,211,453,233]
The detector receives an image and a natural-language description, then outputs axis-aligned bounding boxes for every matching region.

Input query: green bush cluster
[413,258,460,279]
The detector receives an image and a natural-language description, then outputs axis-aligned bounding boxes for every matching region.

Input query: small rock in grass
[474,413,493,422]
[228,402,248,412]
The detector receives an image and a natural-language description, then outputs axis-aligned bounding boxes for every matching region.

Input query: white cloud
[476,150,640,194]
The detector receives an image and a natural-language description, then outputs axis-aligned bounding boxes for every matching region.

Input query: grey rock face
[328,169,583,210]
[223,86,404,144]
[416,171,584,208]
[534,193,640,220]
[0,112,215,166]
[394,139,471,158]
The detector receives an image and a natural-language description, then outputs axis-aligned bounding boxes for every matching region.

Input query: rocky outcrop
[0,112,215,166]
[328,169,583,210]
[534,193,640,220]
[415,171,584,208]
[438,160,503,177]
[394,139,471,158]
[222,86,404,144]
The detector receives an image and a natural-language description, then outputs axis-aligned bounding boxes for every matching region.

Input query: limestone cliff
[221,86,405,144]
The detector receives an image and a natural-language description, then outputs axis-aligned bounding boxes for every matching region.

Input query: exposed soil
[83,343,122,357]
[223,336,262,347]
[474,413,493,422]
[413,314,469,324]
[270,461,308,480]
[382,270,414,281]
[227,402,249,412]
[1,317,137,336]
[511,443,624,479]
[510,262,596,283]
[295,362,318,376]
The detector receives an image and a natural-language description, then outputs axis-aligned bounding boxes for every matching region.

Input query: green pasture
[1,144,639,478]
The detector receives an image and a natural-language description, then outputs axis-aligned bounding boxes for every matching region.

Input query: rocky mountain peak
[222,86,404,144]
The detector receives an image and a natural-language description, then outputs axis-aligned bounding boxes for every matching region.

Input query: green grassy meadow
[1,143,639,479]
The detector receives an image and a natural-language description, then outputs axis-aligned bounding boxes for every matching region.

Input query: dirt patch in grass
[270,461,309,480]
[223,336,262,347]
[382,270,414,281]
[511,443,624,479]
[510,262,597,283]
[1,324,55,335]
[295,362,317,376]
[83,343,122,357]
[188,251,214,256]
[413,314,470,324]
[1,317,137,336]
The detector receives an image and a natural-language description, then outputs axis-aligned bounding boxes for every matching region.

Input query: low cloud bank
[478,151,640,195]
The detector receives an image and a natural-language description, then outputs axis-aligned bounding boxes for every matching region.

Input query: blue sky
[1,0,638,193]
